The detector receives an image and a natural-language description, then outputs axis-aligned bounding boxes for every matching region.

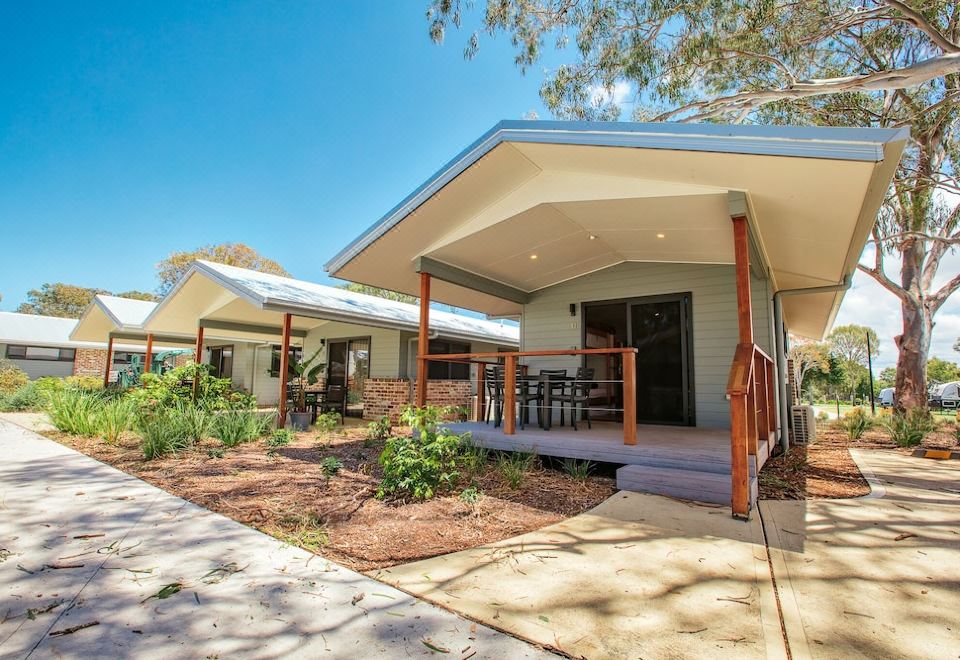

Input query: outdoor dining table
[517,372,574,431]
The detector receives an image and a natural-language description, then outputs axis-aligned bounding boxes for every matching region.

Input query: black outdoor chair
[554,367,596,431]
[537,369,568,428]
[515,369,542,430]
[484,366,504,427]
[320,384,346,419]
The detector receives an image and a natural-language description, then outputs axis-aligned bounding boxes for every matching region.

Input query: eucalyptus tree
[428,0,960,409]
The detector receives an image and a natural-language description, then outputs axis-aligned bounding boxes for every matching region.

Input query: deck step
[609,452,759,477]
[616,464,758,505]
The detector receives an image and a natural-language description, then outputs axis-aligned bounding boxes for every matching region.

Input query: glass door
[629,296,692,425]
[326,338,370,418]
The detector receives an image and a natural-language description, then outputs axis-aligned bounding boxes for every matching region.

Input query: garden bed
[45,424,615,572]
[759,419,959,500]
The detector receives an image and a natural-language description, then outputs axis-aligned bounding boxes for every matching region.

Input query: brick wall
[73,348,108,378]
[363,378,474,422]
[174,352,194,368]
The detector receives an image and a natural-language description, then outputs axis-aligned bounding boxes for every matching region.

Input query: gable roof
[93,295,158,329]
[146,260,519,345]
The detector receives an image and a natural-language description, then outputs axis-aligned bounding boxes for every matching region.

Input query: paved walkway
[762,450,960,659]
[0,420,546,659]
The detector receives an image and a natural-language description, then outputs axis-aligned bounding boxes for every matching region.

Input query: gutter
[773,276,851,453]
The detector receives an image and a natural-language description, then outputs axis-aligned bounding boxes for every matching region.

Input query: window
[5,345,75,362]
[269,345,303,377]
[427,340,470,380]
[209,345,234,379]
[113,351,145,366]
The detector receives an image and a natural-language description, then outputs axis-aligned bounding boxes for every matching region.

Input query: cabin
[326,120,907,517]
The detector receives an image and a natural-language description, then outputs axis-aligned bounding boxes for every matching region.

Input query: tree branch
[881,0,960,54]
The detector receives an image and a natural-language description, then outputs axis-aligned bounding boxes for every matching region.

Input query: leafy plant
[496,451,537,489]
[836,407,873,440]
[96,397,136,444]
[315,411,341,434]
[883,407,937,448]
[274,345,326,413]
[207,447,225,459]
[366,416,391,442]
[127,363,254,411]
[0,382,42,412]
[0,360,28,394]
[47,389,103,436]
[267,428,295,447]
[377,406,463,500]
[174,403,212,444]
[561,458,595,482]
[459,486,482,503]
[320,456,343,478]
[212,409,274,447]
[137,408,193,459]
[458,441,489,477]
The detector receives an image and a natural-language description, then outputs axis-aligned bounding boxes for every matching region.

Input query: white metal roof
[95,295,158,328]
[0,312,98,349]
[147,260,519,345]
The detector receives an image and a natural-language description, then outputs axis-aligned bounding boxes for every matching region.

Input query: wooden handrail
[418,347,638,361]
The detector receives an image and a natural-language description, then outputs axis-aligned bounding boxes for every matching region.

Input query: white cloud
[834,245,960,368]
[588,81,632,109]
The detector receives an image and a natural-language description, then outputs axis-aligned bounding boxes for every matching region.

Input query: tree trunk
[894,298,932,410]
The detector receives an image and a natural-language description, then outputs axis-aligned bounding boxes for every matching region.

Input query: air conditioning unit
[791,405,817,444]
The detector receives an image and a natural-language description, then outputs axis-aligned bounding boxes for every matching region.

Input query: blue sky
[0,2,552,303]
[1,2,957,368]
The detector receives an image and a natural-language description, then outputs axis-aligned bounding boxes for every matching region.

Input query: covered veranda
[326,120,907,517]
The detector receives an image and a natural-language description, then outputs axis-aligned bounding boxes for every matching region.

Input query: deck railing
[417,348,639,445]
[726,342,776,518]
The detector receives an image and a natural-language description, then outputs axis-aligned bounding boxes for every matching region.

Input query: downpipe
[773,276,851,453]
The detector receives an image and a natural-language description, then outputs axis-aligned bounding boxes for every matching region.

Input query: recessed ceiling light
[529,254,538,260]
[656,233,665,239]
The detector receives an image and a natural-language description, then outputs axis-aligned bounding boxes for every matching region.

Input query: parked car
[929,381,960,409]
[879,387,895,408]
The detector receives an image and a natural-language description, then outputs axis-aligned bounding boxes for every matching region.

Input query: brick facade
[362,378,474,422]
[72,348,109,378]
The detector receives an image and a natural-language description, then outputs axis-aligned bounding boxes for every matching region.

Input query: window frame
[427,339,471,380]
[5,344,76,362]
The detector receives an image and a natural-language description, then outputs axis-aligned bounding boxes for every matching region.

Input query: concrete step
[616,464,758,506]
[611,452,758,477]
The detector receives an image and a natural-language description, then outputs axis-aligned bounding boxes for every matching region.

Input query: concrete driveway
[0,420,546,659]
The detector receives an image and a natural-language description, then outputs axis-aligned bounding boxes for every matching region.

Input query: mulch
[46,426,615,572]
[759,418,959,500]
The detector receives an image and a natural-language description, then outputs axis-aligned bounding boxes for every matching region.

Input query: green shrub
[320,456,343,478]
[366,416,391,442]
[459,486,482,503]
[883,407,936,447]
[96,397,136,444]
[0,360,29,394]
[267,428,295,447]
[127,363,254,411]
[561,458,595,482]
[174,403,213,444]
[207,447,225,459]
[0,382,43,411]
[315,411,341,434]
[212,409,274,447]
[496,451,537,489]
[836,407,873,439]
[47,389,104,436]
[458,441,489,477]
[377,406,463,500]
[137,408,193,459]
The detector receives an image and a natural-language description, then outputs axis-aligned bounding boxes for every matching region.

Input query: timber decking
[449,420,770,506]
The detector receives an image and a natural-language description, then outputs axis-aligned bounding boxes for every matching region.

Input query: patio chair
[484,366,504,427]
[538,369,568,428]
[515,368,542,430]
[554,367,596,431]
[319,384,346,419]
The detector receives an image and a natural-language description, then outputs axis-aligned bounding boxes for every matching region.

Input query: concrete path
[376,493,785,659]
[0,420,547,659]
[762,450,960,660]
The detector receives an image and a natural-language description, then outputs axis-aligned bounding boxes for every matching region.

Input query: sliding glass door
[326,337,370,418]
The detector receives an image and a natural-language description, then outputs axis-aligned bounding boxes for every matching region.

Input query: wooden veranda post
[622,351,637,445]
[416,273,431,408]
[730,215,753,518]
[143,333,154,382]
[103,336,114,387]
[192,326,204,400]
[503,354,516,434]
[278,313,292,428]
